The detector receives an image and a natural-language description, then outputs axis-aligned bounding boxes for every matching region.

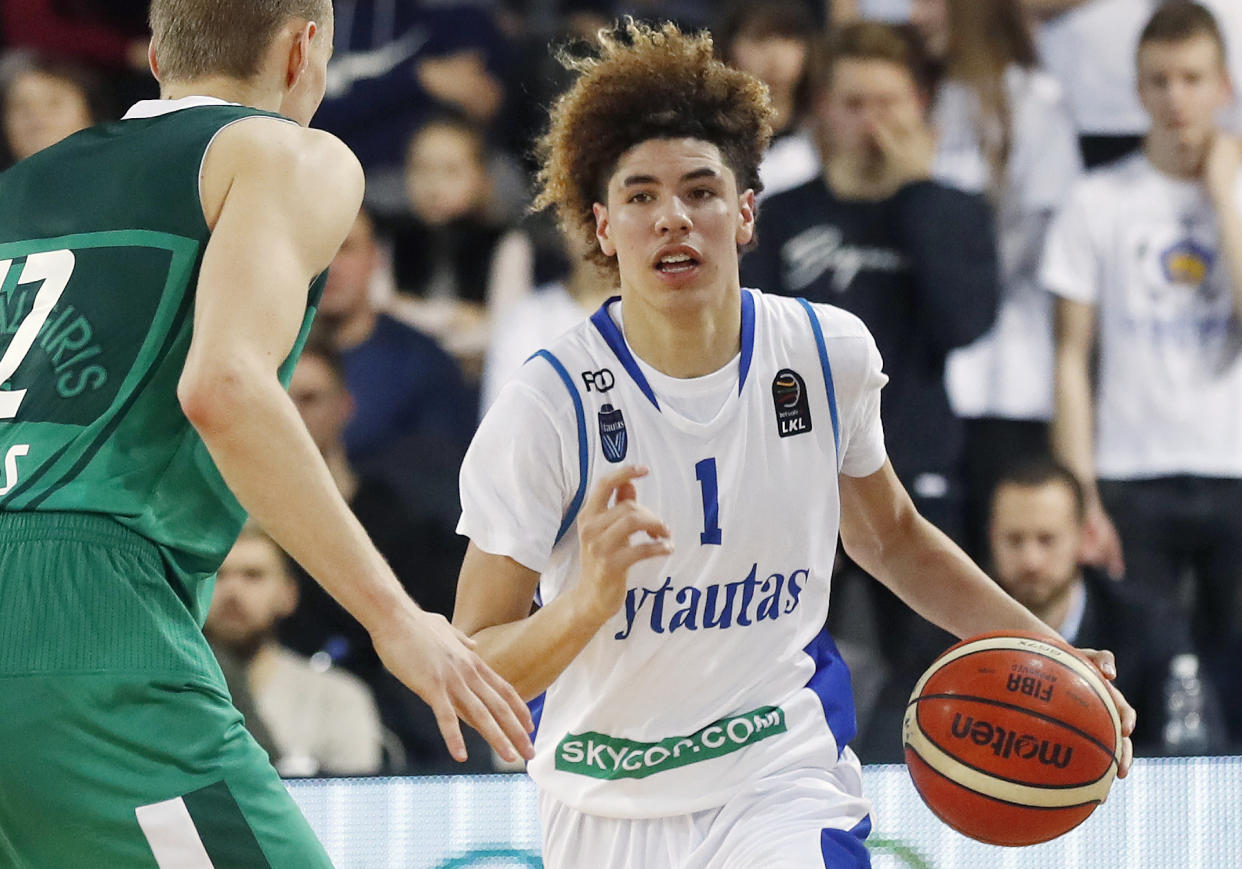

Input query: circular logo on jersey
[773,371,802,408]
[771,369,812,438]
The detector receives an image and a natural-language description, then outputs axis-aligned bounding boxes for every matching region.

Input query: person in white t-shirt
[911,0,1084,556]
[453,19,1134,868]
[1045,2,1242,743]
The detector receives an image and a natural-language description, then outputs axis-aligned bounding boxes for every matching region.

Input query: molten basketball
[902,631,1122,847]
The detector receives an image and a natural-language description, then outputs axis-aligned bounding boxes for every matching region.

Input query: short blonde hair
[149,0,331,82]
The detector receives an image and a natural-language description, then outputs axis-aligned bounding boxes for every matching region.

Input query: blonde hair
[149,0,331,82]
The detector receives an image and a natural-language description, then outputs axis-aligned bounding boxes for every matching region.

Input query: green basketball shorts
[0,512,333,868]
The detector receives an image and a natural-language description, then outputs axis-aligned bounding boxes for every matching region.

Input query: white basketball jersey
[459,289,887,818]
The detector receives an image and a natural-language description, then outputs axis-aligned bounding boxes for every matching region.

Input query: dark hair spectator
[0,52,106,167]
[716,0,825,198]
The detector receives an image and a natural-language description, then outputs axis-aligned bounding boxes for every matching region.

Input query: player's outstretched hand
[574,465,673,622]
[1076,647,1136,779]
[371,609,535,764]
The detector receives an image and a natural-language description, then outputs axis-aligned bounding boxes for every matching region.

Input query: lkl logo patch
[771,369,812,438]
[598,403,628,462]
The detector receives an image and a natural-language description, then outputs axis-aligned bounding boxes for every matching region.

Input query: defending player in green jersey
[0,2,532,866]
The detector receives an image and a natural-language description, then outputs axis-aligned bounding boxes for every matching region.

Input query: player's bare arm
[838,459,1135,775]
[1204,133,1242,322]
[181,117,533,763]
[454,465,672,700]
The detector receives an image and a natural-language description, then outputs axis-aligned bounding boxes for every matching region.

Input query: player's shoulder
[750,288,873,343]
[491,318,601,415]
[208,117,362,191]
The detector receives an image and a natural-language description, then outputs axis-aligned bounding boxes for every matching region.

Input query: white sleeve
[1041,182,1101,306]
[457,369,579,574]
[818,308,888,478]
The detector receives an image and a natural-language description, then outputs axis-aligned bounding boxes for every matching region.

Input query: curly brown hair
[534,19,775,275]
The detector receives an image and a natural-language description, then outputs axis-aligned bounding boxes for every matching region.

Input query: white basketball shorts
[539,749,873,868]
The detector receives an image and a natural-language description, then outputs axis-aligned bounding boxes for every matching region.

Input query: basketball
[902,631,1122,847]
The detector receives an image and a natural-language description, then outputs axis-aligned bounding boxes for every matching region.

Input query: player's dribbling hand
[371,608,535,764]
[573,465,673,623]
[1076,647,1136,780]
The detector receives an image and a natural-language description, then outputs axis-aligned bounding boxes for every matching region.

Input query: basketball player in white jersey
[453,20,1135,868]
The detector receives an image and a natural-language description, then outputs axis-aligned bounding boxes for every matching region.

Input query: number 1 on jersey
[695,457,722,545]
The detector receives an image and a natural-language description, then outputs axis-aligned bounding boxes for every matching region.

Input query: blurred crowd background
[3,0,1240,775]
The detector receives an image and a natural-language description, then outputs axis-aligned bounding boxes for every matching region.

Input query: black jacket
[742,178,1000,484]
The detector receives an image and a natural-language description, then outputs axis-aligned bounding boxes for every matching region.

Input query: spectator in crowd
[1023,0,1164,167]
[480,230,614,413]
[716,0,824,199]
[0,0,149,74]
[741,21,1000,667]
[0,0,154,108]
[911,0,1083,556]
[0,53,103,167]
[314,205,475,474]
[283,340,485,773]
[205,523,385,777]
[853,458,1209,762]
[1045,2,1242,742]
[986,460,1210,755]
[311,0,510,212]
[283,337,464,658]
[742,21,999,545]
[381,114,533,377]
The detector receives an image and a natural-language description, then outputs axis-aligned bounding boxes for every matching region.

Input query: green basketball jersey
[0,101,325,620]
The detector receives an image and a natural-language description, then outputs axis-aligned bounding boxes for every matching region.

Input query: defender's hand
[371,609,535,764]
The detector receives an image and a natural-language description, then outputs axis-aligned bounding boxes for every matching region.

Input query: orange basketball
[902,631,1122,847]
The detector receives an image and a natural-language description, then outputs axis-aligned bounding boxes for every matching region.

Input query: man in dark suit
[855,458,1213,762]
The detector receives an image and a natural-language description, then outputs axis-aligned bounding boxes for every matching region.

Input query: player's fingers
[582,465,649,517]
[1118,735,1134,779]
[451,677,524,764]
[613,539,676,573]
[479,660,536,735]
[1107,679,1137,737]
[469,665,537,760]
[593,503,670,554]
[429,693,469,763]
[1082,648,1117,680]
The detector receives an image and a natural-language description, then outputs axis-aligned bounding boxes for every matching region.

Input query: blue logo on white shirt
[598,403,628,462]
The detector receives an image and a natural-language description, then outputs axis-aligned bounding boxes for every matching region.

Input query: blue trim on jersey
[589,291,760,409]
[528,692,546,742]
[803,627,857,757]
[820,816,872,867]
[738,288,756,394]
[796,298,841,464]
[589,298,660,410]
[532,350,589,544]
